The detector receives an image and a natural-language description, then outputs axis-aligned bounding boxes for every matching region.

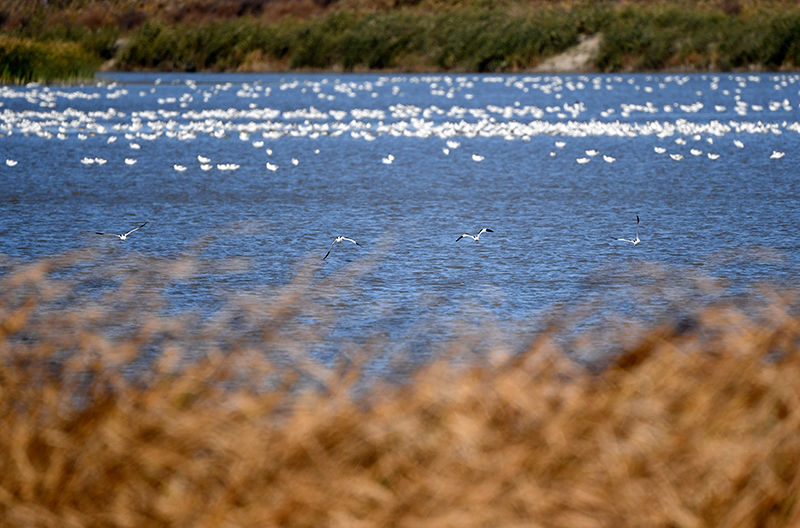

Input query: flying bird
[324,236,362,260]
[612,216,640,246]
[96,222,148,241]
[456,228,493,242]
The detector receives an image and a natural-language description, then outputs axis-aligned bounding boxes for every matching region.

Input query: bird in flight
[96,222,148,241]
[324,236,362,259]
[456,228,493,242]
[612,216,640,245]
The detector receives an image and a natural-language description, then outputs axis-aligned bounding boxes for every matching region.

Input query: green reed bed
[596,5,800,71]
[0,36,98,84]
[114,8,588,73]
[6,3,800,76]
[1,251,800,527]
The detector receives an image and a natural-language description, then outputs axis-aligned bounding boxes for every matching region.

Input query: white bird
[197,155,211,163]
[124,158,137,165]
[585,149,599,156]
[107,136,117,144]
[447,140,460,149]
[96,222,147,241]
[292,158,299,166]
[576,157,590,164]
[603,154,616,163]
[443,147,450,155]
[612,215,640,246]
[382,154,394,164]
[5,159,18,167]
[555,141,566,148]
[174,164,187,171]
[670,153,684,161]
[266,162,279,171]
[472,154,485,162]
[770,150,785,159]
[690,148,703,156]
[708,153,720,160]
[95,158,107,165]
[130,142,141,149]
[734,139,744,148]
[324,236,362,259]
[456,228,493,242]
[200,164,212,171]
[81,157,95,165]
[654,146,666,154]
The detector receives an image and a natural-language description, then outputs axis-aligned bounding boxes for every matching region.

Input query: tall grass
[2,250,800,526]
[596,5,800,71]
[0,36,98,84]
[115,8,589,72]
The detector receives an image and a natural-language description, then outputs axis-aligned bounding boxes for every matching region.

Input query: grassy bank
[3,1,800,80]
[0,36,99,84]
[1,251,800,527]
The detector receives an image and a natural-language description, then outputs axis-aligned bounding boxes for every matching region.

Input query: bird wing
[342,237,361,246]
[456,234,468,242]
[96,232,120,237]
[124,222,148,237]
[323,240,337,259]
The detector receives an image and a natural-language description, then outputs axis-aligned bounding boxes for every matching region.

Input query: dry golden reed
[1,250,799,527]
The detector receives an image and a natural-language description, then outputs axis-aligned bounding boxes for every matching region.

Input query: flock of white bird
[1,73,798,175]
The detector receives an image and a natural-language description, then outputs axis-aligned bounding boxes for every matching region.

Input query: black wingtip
[636,215,639,223]
[486,228,494,232]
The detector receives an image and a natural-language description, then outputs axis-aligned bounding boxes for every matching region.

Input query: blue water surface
[2,72,799,358]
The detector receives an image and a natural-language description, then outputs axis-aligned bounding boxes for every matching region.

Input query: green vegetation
[2,1,800,81]
[0,36,99,84]
[1,251,800,526]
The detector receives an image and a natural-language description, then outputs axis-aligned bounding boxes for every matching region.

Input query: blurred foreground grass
[1,250,800,527]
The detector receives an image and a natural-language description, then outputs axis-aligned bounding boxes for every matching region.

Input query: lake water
[2,72,799,361]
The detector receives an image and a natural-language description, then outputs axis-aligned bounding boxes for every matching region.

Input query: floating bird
[456,228,493,242]
[324,236,362,260]
[124,158,137,165]
[442,147,450,155]
[266,162,279,171]
[734,139,744,148]
[585,149,599,156]
[107,136,117,144]
[576,157,590,164]
[770,150,785,159]
[472,154,485,162]
[603,154,616,163]
[654,146,666,154]
[96,222,147,241]
[197,155,211,163]
[174,164,187,171]
[670,153,684,161]
[382,154,394,164]
[130,142,141,149]
[707,153,720,160]
[6,159,18,167]
[612,216,640,246]
[200,164,212,171]
[690,148,703,156]
[292,158,299,166]
[447,140,461,149]
[555,141,566,148]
